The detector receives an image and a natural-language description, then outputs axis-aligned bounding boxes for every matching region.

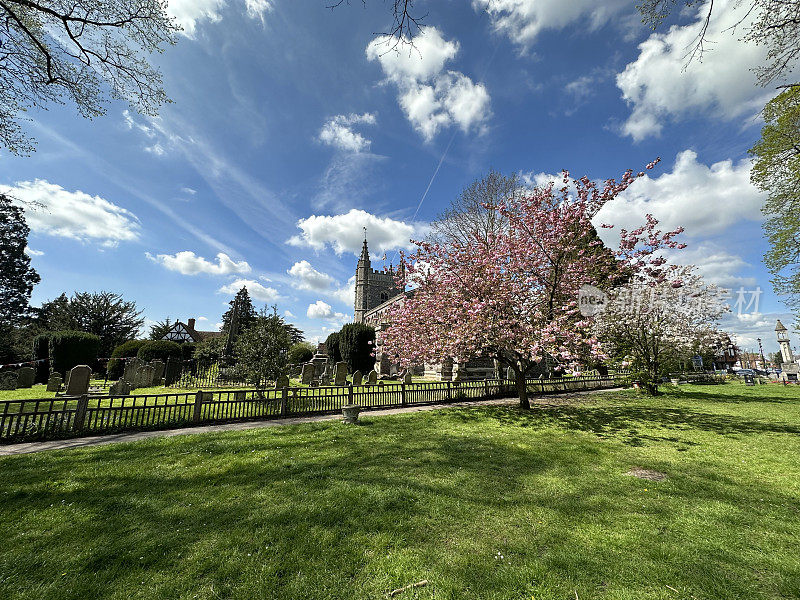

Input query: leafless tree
[427,169,521,248]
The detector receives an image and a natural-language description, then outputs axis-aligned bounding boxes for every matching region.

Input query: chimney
[187,318,196,330]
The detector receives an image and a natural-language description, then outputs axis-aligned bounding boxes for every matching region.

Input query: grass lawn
[1,383,798,599]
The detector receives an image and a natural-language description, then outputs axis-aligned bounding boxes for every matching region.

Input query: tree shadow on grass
[448,403,800,448]
[2,413,799,599]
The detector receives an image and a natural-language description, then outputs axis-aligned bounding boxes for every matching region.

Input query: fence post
[484,379,489,399]
[193,389,203,423]
[447,381,452,401]
[73,394,88,432]
[280,386,288,417]
[401,382,407,407]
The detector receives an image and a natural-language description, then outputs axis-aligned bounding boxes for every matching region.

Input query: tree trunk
[515,374,530,409]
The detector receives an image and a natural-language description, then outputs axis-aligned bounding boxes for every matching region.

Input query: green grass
[1,383,799,599]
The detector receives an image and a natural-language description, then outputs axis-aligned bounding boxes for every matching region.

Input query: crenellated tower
[353,234,403,323]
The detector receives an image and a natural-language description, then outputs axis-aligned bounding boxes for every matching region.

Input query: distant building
[161,318,224,344]
[775,320,798,381]
[353,237,496,381]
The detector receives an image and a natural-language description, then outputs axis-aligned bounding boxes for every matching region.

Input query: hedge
[50,331,101,376]
[137,340,182,363]
[338,323,375,374]
[107,340,148,379]
[32,334,51,384]
[325,333,341,363]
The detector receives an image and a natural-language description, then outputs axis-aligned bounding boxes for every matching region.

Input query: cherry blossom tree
[594,266,729,395]
[382,163,686,408]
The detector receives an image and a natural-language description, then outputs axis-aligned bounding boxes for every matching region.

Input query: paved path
[0,388,622,456]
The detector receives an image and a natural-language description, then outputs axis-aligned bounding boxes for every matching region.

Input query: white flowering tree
[594,266,729,394]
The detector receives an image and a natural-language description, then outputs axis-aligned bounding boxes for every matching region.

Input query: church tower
[776,319,794,364]
[354,236,371,323]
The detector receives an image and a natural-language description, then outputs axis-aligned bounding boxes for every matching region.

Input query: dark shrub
[325,332,341,363]
[288,342,314,365]
[180,342,197,361]
[137,340,182,363]
[338,323,375,373]
[107,339,148,378]
[32,334,51,383]
[50,331,100,376]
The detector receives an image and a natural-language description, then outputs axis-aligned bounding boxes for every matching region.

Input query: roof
[776,319,787,332]
[162,322,224,343]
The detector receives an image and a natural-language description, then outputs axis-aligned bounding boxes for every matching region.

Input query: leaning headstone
[151,360,165,382]
[334,362,348,386]
[0,371,17,390]
[351,370,363,386]
[109,379,131,396]
[65,365,91,396]
[274,374,289,389]
[16,366,35,388]
[301,363,315,385]
[367,370,378,385]
[46,374,63,392]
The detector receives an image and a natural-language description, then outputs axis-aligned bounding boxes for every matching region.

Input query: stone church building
[353,237,495,380]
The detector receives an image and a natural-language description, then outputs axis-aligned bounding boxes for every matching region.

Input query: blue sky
[1,0,793,354]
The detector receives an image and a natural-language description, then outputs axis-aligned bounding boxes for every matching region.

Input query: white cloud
[473,0,629,46]
[197,316,209,321]
[616,0,779,140]
[332,275,356,306]
[287,260,336,292]
[668,243,757,289]
[366,27,491,141]
[288,209,421,255]
[146,250,251,276]
[307,300,335,319]
[166,0,271,37]
[318,113,377,153]
[25,248,44,257]
[284,309,295,318]
[4,179,140,247]
[594,150,765,238]
[306,301,349,327]
[145,143,166,156]
[245,0,271,22]
[181,187,197,195]
[167,0,226,37]
[218,278,280,302]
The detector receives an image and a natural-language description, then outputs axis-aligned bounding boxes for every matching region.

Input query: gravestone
[334,362,348,386]
[320,372,331,386]
[366,370,378,385]
[151,360,165,383]
[124,358,141,383]
[403,370,413,385]
[274,374,289,389]
[46,374,62,392]
[65,365,91,396]
[506,367,515,381]
[0,371,17,390]
[351,370,363,386]
[16,366,35,388]
[109,379,131,396]
[143,364,156,387]
[301,363,315,385]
